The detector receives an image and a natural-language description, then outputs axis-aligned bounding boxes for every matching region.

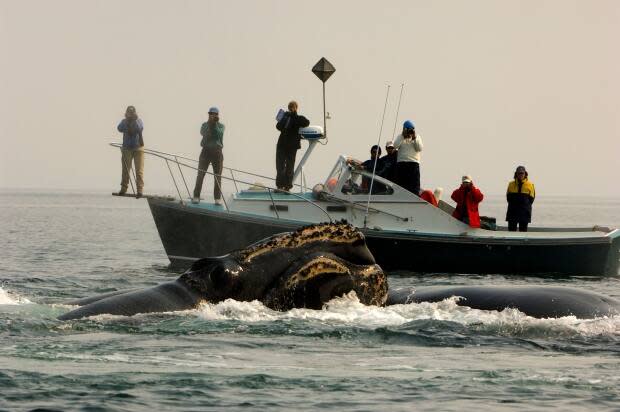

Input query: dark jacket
[451,185,484,228]
[361,157,384,174]
[378,151,398,182]
[360,157,385,193]
[506,179,535,223]
[276,112,310,150]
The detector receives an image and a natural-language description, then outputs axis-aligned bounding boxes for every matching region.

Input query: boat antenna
[364,84,391,229]
[391,83,405,139]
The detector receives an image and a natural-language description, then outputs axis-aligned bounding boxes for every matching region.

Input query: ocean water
[1,191,619,411]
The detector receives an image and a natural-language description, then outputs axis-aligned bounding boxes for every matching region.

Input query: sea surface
[1,190,619,411]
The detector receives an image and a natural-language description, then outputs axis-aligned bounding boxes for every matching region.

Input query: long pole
[391,83,405,139]
[364,84,391,228]
[322,81,327,139]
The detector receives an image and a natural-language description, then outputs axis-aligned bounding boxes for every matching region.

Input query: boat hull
[147,198,620,276]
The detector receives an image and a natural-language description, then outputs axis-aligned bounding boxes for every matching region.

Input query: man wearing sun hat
[450,175,484,228]
[193,106,225,205]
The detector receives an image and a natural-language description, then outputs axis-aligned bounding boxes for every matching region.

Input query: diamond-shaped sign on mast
[312,58,335,140]
[312,57,336,83]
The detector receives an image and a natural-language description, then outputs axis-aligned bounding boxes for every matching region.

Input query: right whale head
[181,221,386,309]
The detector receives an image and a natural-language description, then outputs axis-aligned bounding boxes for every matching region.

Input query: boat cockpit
[322,155,423,202]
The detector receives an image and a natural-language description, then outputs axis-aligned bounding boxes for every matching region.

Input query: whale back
[58,280,202,320]
[387,286,620,319]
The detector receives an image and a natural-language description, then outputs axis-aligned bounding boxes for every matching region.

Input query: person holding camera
[116,105,145,198]
[393,120,423,195]
[451,175,484,228]
[275,100,310,192]
[192,107,225,205]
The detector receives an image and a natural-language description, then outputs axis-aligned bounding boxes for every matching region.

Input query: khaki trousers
[121,148,144,192]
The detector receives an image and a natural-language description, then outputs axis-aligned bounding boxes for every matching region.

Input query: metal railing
[111,143,333,222]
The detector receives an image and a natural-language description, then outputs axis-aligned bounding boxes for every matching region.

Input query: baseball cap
[403,120,415,129]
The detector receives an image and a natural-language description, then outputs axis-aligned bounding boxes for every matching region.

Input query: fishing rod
[364,84,391,228]
[391,83,405,139]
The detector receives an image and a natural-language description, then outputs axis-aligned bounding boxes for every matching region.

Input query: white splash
[193,292,620,337]
[0,286,31,305]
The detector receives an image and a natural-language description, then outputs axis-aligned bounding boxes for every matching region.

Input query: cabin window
[270,205,288,211]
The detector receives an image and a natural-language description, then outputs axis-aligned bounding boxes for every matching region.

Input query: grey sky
[1,0,618,197]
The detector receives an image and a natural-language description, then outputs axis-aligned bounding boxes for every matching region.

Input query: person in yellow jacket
[506,165,535,232]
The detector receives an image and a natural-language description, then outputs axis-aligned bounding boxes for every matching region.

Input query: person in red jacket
[451,175,484,228]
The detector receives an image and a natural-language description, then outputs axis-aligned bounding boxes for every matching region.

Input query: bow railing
[110,143,333,222]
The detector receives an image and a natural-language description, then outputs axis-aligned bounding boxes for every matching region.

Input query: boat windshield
[324,156,393,196]
[341,170,393,195]
[324,157,348,193]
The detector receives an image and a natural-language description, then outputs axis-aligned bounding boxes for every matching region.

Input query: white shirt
[394,133,423,163]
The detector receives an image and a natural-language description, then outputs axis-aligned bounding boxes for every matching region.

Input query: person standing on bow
[275,100,310,192]
[394,120,423,195]
[116,105,145,198]
[193,107,225,205]
[506,165,536,232]
[451,175,484,228]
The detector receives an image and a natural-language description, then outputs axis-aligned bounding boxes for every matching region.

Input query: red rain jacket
[451,185,484,228]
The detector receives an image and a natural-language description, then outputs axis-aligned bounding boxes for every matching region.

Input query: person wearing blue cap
[393,119,424,195]
[192,107,225,205]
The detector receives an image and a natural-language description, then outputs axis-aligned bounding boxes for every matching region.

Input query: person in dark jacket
[116,105,144,197]
[506,165,535,232]
[378,140,398,182]
[360,145,385,193]
[451,175,484,228]
[275,101,310,191]
[193,107,225,205]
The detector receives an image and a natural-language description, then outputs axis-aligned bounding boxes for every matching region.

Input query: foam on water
[0,286,31,305]
[34,351,228,368]
[193,292,620,337]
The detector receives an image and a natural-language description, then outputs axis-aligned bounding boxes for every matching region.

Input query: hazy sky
[1,0,618,197]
